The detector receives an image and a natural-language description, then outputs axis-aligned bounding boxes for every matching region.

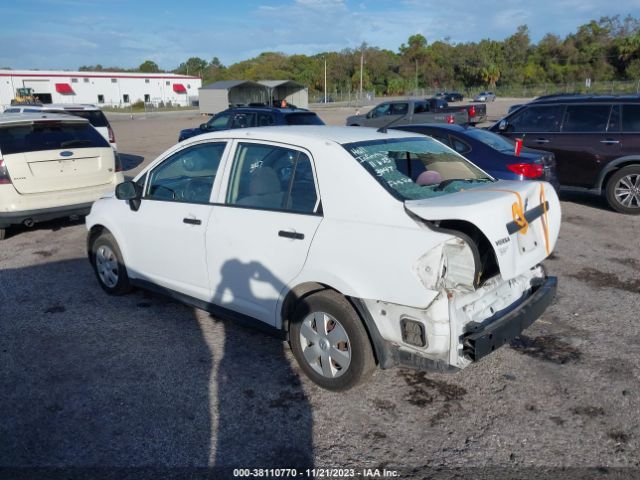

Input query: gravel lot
[1,99,639,478]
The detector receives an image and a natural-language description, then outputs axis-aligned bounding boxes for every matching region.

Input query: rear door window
[391,103,409,115]
[226,142,319,213]
[508,105,564,133]
[283,113,324,125]
[562,104,611,132]
[230,112,256,129]
[0,121,108,155]
[257,112,275,127]
[622,105,640,132]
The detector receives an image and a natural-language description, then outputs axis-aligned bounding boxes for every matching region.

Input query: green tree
[138,60,160,73]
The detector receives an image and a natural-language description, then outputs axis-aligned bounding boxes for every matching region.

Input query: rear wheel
[90,231,132,295]
[605,165,640,214]
[289,290,375,391]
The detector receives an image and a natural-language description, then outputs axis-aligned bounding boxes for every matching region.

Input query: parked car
[178,106,324,142]
[392,123,559,190]
[434,91,464,102]
[490,94,640,214]
[0,113,123,239]
[346,98,486,127]
[86,125,560,391]
[474,91,496,102]
[3,103,117,151]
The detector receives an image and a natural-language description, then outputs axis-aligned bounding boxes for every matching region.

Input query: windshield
[464,128,515,152]
[343,137,493,201]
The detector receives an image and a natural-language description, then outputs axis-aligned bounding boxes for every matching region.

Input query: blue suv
[178,107,325,142]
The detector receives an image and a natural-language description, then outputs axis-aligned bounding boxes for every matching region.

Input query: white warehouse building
[0,70,202,110]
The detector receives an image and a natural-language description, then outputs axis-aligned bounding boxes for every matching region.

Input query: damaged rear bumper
[462,276,557,361]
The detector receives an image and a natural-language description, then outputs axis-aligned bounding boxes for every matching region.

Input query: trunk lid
[3,148,115,194]
[405,180,561,281]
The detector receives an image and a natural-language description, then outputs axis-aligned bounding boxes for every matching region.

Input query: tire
[289,290,375,391]
[0,228,6,240]
[90,231,132,295]
[605,165,640,214]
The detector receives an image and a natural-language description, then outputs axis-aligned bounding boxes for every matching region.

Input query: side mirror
[115,181,142,211]
[498,119,508,131]
[199,123,209,131]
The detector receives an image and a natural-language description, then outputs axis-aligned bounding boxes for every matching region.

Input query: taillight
[0,158,12,184]
[114,151,123,172]
[507,163,543,179]
[108,125,116,144]
[468,105,476,117]
[446,114,455,124]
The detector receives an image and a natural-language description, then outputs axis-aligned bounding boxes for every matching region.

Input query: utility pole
[359,48,364,103]
[324,57,327,103]
[415,59,419,93]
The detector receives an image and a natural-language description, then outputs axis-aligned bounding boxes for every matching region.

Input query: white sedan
[86,126,561,391]
[474,91,497,102]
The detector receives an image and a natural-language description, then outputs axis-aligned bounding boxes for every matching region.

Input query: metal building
[198,79,308,114]
[259,80,308,109]
[0,70,202,110]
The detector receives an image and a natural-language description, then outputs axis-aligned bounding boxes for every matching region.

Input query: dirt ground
[1,99,639,478]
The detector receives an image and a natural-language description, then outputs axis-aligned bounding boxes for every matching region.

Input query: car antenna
[377,112,409,133]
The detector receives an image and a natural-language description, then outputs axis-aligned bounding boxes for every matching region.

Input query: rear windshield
[0,121,109,155]
[284,112,325,126]
[464,128,516,152]
[343,137,492,200]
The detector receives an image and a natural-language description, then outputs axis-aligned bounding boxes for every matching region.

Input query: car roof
[531,94,640,104]
[230,107,312,114]
[393,123,469,133]
[191,125,420,145]
[0,112,89,125]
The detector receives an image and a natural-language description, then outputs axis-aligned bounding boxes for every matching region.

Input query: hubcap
[299,311,351,379]
[615,173,640,209]
[95,244,119,288]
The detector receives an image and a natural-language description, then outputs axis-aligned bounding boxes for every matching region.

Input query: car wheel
[90,231,132,295]
[289,290,375,391]
[0,227,6,240]
[605,165,640,214]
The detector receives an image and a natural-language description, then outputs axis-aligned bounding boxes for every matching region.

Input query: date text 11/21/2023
[232,468,400,478]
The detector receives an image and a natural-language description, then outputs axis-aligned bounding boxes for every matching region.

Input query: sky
[1,0,640,71]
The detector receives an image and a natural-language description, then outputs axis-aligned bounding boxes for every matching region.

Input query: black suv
[491,95,640,214]
[178,107,325,142]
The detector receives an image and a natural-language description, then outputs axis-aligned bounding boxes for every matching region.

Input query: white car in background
[474,91,497,102]
[0,113,123,240]
[3,103,117,151]
[86,126,561,391]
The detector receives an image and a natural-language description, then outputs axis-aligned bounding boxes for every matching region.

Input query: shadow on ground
[0,257,314,471]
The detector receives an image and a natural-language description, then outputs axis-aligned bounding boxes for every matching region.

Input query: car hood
[404,180,561,281]
[180,127,201,136]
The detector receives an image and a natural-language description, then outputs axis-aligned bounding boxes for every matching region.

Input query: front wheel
[605,165,640,214]
[289,290,375,391]
[90,231,132,295]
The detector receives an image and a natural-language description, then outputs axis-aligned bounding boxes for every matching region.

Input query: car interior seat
[236,167,284,209]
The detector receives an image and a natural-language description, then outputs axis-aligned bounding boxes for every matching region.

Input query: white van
[0,113,124,239]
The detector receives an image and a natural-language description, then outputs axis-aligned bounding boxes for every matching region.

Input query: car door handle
[183,217,202,225]
[278,230,304,240]
[535,138,550,144]
[600,139,620,145]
